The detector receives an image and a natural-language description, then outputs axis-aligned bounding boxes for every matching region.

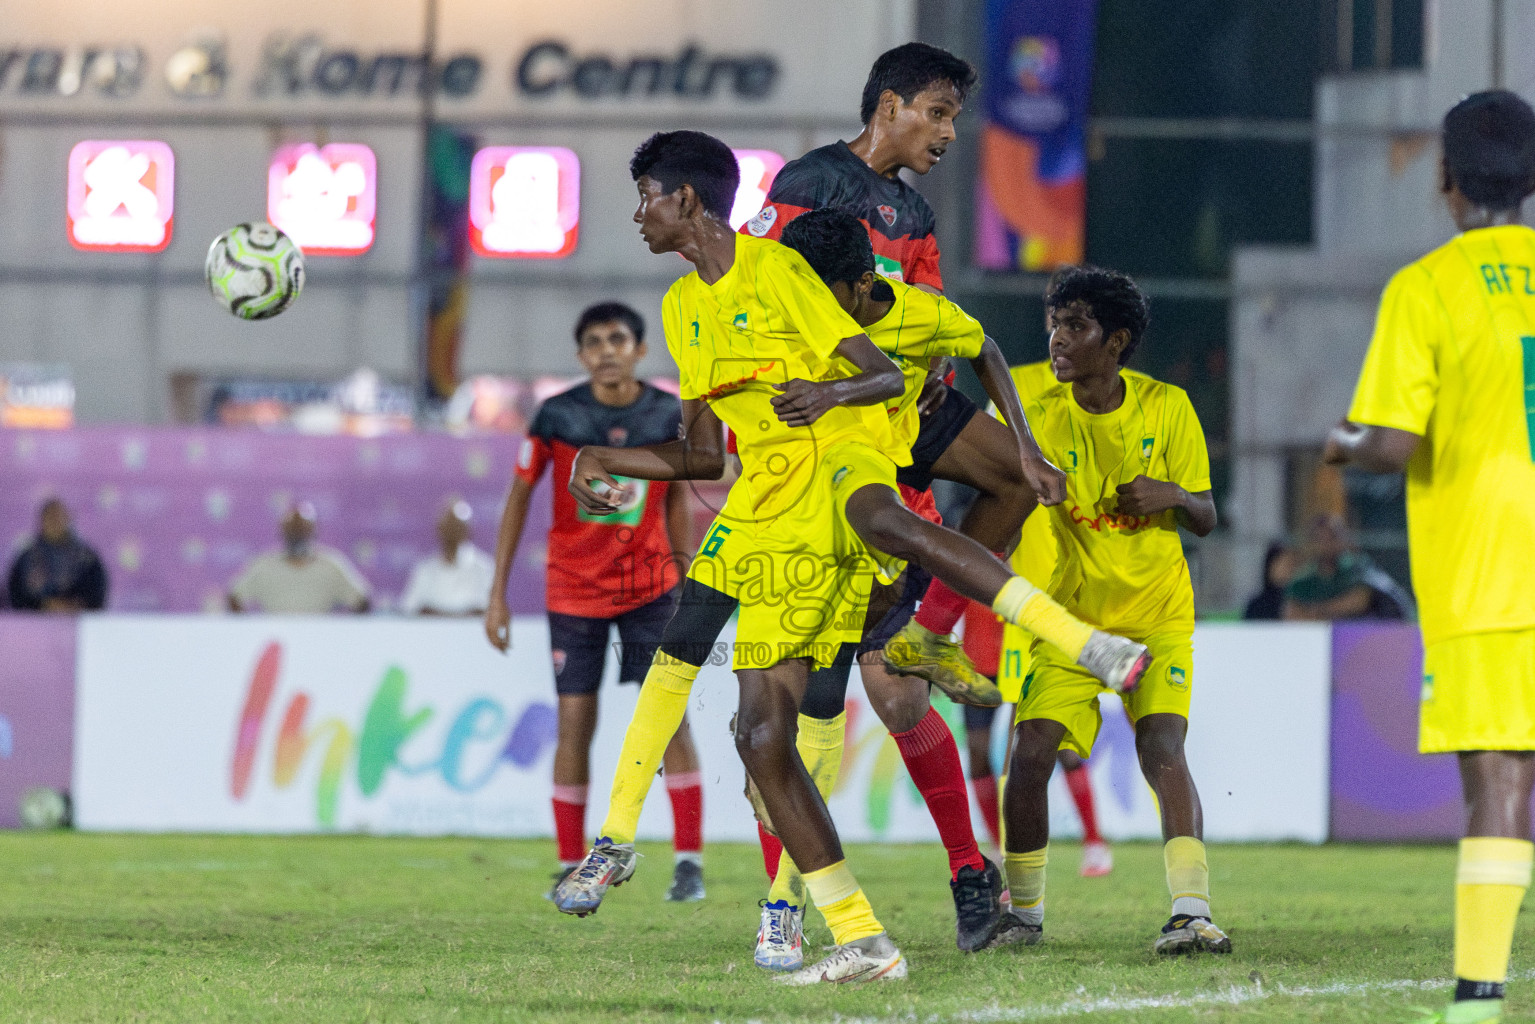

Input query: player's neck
[591,379,642,408]
[1070,371,1126,415]
[846,129,905,179]
[678,218,738,284]
[1454,205,1523,231]
[856,297,894,327]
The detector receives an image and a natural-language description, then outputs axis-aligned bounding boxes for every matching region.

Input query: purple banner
[0,427,550,614]
[1330,622,1464,840]
[0,616,75,828]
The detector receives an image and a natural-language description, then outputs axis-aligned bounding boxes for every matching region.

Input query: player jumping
[1325,90,1535,1024]
[483,302,705,903]
[999,266,1229,955]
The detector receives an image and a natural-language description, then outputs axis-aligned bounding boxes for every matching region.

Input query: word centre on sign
[515,41,778,100]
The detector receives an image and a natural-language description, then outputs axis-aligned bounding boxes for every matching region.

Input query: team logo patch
[517,439,534,470]
[1421,672,1435,703]
[877,204,897,227]
[732,311,749,329]
[1168,665,1187,690]
[551,650,567,676]
[746,206,777,237]
[832,465,851,486]
[608,426,629,445]
[1141,436,1155,460]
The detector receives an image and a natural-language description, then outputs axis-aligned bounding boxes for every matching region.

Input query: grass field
[0,834,1525,1023]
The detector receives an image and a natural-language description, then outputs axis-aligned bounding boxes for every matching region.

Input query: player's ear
[675,182,698,219]
[1105,327,1130,363]
[858,271,878,298]
[882,88,901,120]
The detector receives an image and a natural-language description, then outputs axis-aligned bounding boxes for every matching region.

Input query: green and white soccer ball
[204,222,305,320]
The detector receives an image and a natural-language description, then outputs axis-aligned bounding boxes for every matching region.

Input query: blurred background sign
[0,365,75,430]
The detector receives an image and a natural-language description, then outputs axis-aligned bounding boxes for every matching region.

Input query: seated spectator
[7,498,108,612]
[1283,515,1413,621]
[400,500,495,616]
[228,503,370,614]
[1242,541,1296,621]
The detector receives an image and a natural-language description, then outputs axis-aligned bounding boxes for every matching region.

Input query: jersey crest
[877,204,897,227]
[747,206,777,237]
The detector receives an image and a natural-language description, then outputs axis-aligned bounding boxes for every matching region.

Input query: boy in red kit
[484,301,704,903]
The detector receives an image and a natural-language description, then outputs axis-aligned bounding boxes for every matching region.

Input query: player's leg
[1000,715,1068,944]
[1058,748,1112,876]
[843,483,1149,695]
[545,611,608,897]
[736,657,906,984]
[964,703,1002,850]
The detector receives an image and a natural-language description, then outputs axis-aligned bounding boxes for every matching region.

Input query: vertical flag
[974,0,1099,271]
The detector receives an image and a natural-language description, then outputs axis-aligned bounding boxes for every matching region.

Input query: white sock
[1172,896,1211,919]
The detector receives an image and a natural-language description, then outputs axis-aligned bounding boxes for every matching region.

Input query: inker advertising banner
[0,617,76,828]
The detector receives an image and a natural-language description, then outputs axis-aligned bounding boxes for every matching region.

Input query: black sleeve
[8,553,40,611]
[764,155,832,209]
[77,551,108,611]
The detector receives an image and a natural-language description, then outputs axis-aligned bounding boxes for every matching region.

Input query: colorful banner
[0,427,547,614]
[974,0,1097,271]
[0,617,76,828]
[1330,622,1465,840]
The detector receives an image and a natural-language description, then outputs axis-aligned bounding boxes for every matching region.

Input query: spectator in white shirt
[400,499,495,616]
[228,503,371,614]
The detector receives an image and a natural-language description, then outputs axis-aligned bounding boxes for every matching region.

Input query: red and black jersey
[740,141,943,291]
[516,382,682,619]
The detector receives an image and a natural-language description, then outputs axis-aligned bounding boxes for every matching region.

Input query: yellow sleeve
[662,287,700,401]
[1163,390,1212,494]
[1348,264,1443,434]
[758,248,867,360]
[887,292,985,361]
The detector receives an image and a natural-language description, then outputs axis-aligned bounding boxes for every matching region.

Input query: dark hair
[629,131,739,221]
[574,301,645,346]
[1045,265,1150,367]
[860,42,978,123]
[779,209,875,286]
[1443,90,1535,210]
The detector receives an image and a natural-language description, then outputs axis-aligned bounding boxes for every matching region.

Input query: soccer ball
[204,222,305,320]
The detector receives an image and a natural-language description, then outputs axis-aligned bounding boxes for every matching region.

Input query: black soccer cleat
[952,860,1007,952]
[664,859,706,902]
[1154,914,1232,955]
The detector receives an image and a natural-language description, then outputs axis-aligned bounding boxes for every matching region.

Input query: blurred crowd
[1243,513,1413,623]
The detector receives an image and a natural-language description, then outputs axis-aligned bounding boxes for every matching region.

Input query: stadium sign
[514,41,777,100]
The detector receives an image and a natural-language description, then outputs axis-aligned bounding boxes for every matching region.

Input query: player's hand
[484,597,511,653]
[1323,419,1360,465]
[916,366,951,417]
[771,378,838,427]
[1113,475,1184,517]
[1022,454,1068,506]
[568,448,628,514]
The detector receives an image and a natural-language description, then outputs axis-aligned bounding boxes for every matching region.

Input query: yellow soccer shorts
[1014,629,1193,758]
[1420,628,1535,753]
[687,439,901,672]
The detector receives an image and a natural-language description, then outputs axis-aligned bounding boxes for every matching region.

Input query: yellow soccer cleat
[882,620,1002,708]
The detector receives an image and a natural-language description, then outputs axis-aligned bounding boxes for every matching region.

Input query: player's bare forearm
[484,476,535,650]
[1324,421,1422,474]
[1115,476,1217,537]
[771,334,903,427]
[1284,585,1372,621]
[972,337,1065,505]
[570,400,725,511]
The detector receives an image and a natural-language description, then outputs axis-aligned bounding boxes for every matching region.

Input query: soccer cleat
[542,865,576,902]
[1154,914,1233,955]
[951,860,1007,952]
[665,859,706,902]
[773,931,907,985]
[1077,631,1152,694]
[987,907,1044,948]
[882,620,1003,708]
[754,899,805,971]
[1080,841,1114,877]
[1413,1001,1505,1024]
[551,838,637,917]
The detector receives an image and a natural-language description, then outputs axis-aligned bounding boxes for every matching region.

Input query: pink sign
[730,149,786,230]
[268,143,377,256]
[469,146,580,259]
[66,140,175,253]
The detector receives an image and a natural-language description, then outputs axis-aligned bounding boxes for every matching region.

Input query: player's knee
[1135,726,1185,773]
[1010,737,1057,784]
[732,706,792,768]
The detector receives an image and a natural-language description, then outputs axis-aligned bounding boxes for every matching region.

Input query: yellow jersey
[1027,369,1210,634]
[664,234,906,522]
[1349,223,1535,645]
[867,280,987,452]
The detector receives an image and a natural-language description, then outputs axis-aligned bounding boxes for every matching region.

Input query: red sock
[552,783,588,864]
[1063,764,1102,844]
[665,771,703,856]
[893,708,986,878]
[970,774,1001,848]
[758,822,784,882]
[914,577,972,635]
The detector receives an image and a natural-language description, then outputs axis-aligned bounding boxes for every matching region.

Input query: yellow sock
[1004,847,1048,920]
[767,712,847,907]
[598,654,698,844]
[1164,836,1211,918]
[802,860,883,945]
[997,773,1008,853]
[992,577,1093,662]
[1455,837,1532,984]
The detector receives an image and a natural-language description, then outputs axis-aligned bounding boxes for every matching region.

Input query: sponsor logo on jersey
[608,426,629,445]
[877,204,897,227]
[747,206,777,236]
[1168,665,1187,690]
[1141,436,1155,460]
[873,254,905,281]
[517,438,534,469]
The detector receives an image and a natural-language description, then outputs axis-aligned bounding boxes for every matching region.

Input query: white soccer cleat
[754,899,804,971]
[1077,631,1152,694]
[551,838,637,917]
[1080,841,1114,877]
[773,931,907,985]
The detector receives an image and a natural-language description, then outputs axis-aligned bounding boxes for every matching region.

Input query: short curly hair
[629,130,739,221]
[1045,265,1150,367]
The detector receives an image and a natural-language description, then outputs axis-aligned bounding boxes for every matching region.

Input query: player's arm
[770,335,904,427]
[970,335,1066,506]
[1323,422,1422,474]
[1114,479,1217,537]
[664,479,692,575]
[569,399,727,513]
[485,475,536,652]
[1282,587,1373,621]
